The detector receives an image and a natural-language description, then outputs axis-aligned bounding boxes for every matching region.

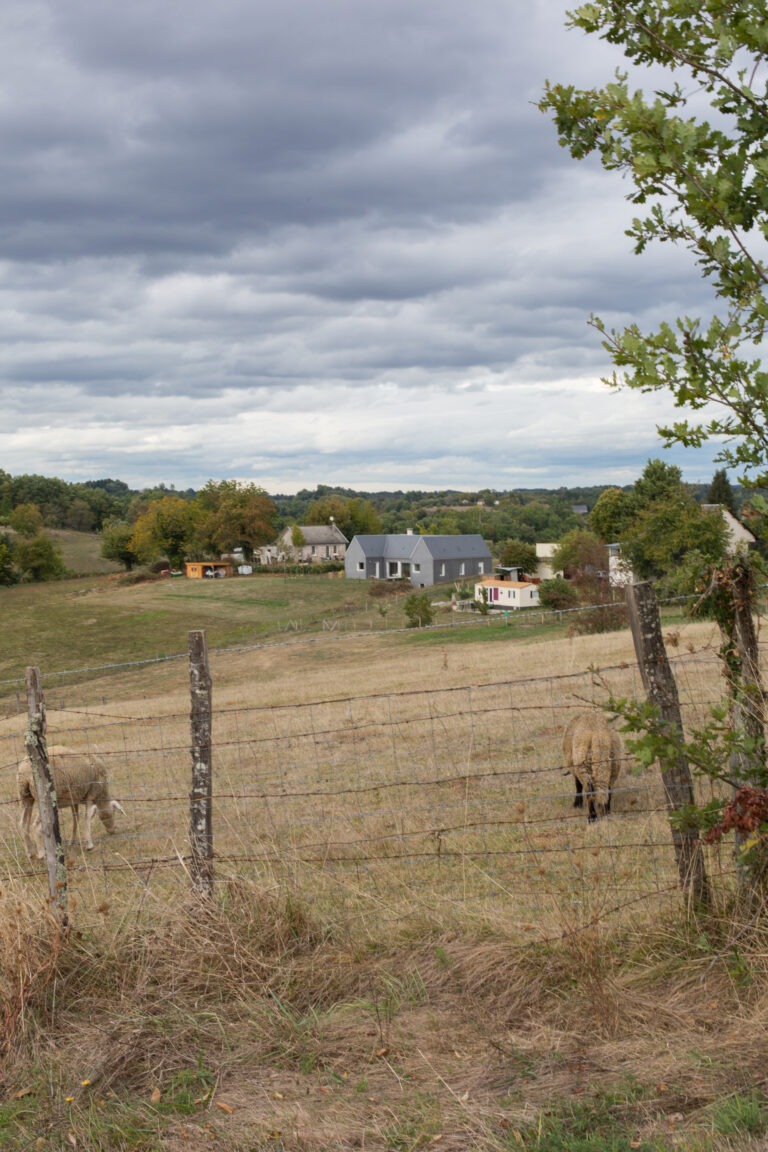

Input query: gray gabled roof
[350,533,491,560]
[416,534,491,559]
[283,524,349,545]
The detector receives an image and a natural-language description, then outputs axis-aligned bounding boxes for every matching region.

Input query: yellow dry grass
[3,585,768,1148]
[0,614,735,945]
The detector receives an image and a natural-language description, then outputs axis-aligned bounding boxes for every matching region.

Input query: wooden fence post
[25,667,69,929]
[625,583,709,906]
[189,630,214,896]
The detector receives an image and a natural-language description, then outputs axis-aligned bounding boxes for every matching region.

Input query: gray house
[345,533,492,587]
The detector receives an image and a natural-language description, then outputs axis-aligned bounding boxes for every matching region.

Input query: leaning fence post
[189,630,214,896]
[25,666,69,929]
[625,582,709,906]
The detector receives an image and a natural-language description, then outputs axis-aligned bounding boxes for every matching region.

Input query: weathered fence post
[189,630,214,896]
[625,583,709,906]
[25,667,69,928]
[723,562,766,791]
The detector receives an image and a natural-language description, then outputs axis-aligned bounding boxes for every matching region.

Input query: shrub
[538,576,579,611]
[404,591,435,628]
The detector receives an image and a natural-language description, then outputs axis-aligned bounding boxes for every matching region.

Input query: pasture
[1,570,767,1150]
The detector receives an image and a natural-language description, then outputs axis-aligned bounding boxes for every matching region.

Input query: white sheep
[563,711,623,822]
[18,745,125,859]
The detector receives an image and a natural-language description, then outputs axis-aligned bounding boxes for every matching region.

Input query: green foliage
[552,529,608,591]
[194,480,277,561]
[591,460,730,586]
[404,591,435,628]
[710,1090,768,1136]
[305,494,382,540]
[514,1080,660,1151]
[589,486,633,542]
[539,2,768,484]
[0,534,17,586]
[14,534,66,582]
[129,496,201,569]
[10,502,44,537]
[621,497,728,583]
[538,576,579,611]
[100,519,141,572]
[608,690,768,876]
[499,537,538,574]
[707,468,738,515]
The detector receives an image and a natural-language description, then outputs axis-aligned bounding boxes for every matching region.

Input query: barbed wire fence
[0,618,746,939]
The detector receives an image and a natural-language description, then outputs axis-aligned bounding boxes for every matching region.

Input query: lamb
[563,711,623,822]
[18,745,125,859]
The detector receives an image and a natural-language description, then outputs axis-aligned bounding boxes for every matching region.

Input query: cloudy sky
[0,0,728,494]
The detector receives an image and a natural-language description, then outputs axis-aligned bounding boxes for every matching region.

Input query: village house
[345,532,492,586]
[256,523,349,565]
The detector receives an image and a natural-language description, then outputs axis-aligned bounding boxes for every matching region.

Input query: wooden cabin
[184,561,233,579]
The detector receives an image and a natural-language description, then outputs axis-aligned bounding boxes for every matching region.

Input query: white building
[475,576,540,610]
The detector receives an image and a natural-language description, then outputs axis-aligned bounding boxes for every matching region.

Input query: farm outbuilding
[185,561,233,579]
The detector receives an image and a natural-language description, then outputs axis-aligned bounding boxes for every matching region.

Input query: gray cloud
[0,0,732,491]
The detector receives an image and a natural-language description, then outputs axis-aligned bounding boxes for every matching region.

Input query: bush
[538,576,579,611]
[404,591,435,628]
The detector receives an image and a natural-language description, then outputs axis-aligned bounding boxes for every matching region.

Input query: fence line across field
[0,607,741,938]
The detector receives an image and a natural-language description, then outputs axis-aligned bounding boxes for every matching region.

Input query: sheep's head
[96,799,126,833]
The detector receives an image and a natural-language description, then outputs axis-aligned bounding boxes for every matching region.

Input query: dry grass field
[2,572,768,1150]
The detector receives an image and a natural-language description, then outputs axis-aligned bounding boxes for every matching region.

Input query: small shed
[185,561,233,579]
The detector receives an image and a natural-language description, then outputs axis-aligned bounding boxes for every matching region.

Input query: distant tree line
[0,465,760,585]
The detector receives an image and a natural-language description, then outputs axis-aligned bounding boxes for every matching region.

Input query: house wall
[345,539,491,585]
[278,527,347,564]
[475,581,540,609]
[345,538,373,579]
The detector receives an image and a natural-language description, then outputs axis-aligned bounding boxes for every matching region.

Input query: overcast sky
[0,0,730,494]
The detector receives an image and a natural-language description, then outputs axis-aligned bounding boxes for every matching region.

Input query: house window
[357,561,365,571]
[311,545,316,555]
[459,562,465,576]
[440,563,446,577]
[413,563,420,573]
[478,561,484,574]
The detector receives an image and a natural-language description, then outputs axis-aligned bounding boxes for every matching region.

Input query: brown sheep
[563,712,623,822]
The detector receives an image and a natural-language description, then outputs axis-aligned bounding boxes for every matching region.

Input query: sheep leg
[70,803,81,845]
[20,798,40,860]
[82,803,95,850]
[573,775,584,809]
